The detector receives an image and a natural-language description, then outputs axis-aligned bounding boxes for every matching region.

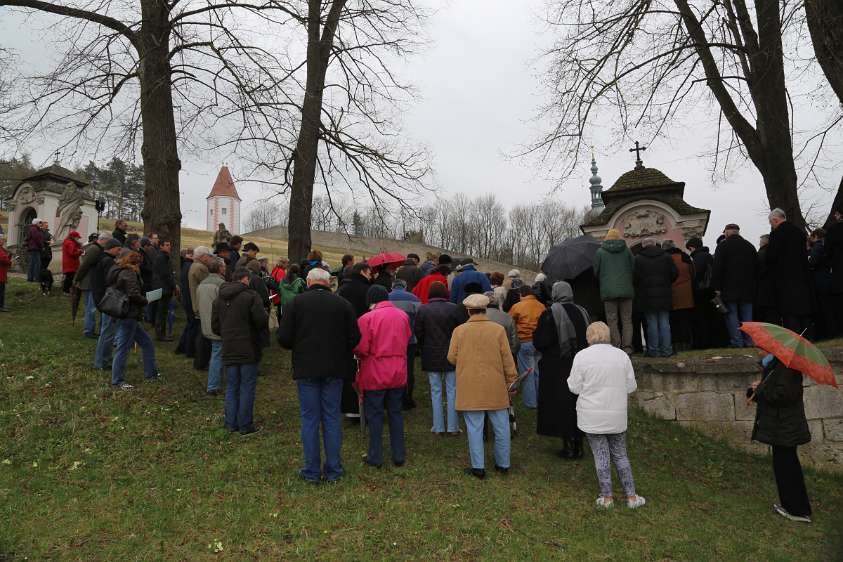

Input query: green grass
[1,278,842,561]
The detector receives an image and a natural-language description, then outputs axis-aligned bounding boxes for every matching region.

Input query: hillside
[245,225,536,276]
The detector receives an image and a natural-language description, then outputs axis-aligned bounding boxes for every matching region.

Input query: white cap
[194,246,211,258]
[507,269,520,278]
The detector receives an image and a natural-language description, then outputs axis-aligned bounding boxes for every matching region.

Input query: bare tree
[245,200,285,232]
[533,0,843,231]
[0,0,297,260]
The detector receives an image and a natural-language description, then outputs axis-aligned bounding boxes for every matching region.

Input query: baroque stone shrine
[5,164,98,271]
[581,144,710,247]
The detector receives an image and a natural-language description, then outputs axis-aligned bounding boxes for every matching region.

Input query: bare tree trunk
[287,0,346,264]
[805,0,843,227]
[138,0,182,261]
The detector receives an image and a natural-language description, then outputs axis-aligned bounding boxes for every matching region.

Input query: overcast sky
[2,0,840,249]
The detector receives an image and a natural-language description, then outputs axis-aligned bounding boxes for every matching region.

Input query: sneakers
[494,465,509,474]
[627,495,646,509]
[114,382,134,391]
[773,504,812,523]
[595,496,614,509]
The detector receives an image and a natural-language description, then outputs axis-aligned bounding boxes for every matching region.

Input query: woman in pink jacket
[354,284,412,468]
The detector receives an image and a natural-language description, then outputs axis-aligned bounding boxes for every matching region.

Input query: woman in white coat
[568,321,645,509]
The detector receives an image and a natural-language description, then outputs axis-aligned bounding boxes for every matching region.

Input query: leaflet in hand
[146,288,163,303]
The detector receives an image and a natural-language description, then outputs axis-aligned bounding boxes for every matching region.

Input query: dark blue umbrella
[541,235,600,281]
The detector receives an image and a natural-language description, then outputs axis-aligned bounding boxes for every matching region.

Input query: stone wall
[632,349,843,472]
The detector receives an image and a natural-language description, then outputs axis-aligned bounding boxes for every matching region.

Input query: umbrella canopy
[541,235,601,281]
[740,322,838,388]
[367,252,406,269]
[70,284,82,324]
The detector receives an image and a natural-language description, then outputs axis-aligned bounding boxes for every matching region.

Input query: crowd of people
[5,207,832,518]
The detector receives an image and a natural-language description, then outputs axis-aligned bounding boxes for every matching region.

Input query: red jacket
[353,301,412,392]
[412,272,449,304]
[62,233,83,273]
[0,246,10,283]
[271,266,286,284]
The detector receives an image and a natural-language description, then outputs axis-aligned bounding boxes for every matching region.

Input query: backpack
[279,277,305,309]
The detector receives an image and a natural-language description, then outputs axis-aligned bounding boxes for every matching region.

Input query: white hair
[641,238,657,248]
[32,218,41,225]
[586,322,612,345]
[193,246,211,258]
[307,267,331,284]
[769,208,787,221]
[97,232,112,241]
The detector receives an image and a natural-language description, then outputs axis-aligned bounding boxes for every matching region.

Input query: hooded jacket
[449,264,491,304]
[61,233,83,273]
[633,246,678,312]
[751,360,811,447]
[353,301,412,391]
[388,288,420,345]
[593,239,634,301]
[412,271,449,304]
[337,273,371,318]
[211,281,268,365]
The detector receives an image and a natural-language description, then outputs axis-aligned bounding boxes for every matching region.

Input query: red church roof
[206,165,241,200]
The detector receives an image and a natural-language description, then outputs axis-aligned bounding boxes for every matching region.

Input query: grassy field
[1,278,843,561]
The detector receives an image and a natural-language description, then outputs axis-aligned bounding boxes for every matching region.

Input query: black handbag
[98,286,130,318]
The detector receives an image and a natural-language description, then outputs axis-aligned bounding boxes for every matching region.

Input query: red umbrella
[740,322,838,388]
[367,252,406,269]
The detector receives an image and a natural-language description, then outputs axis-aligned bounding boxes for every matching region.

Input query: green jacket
[593,240,635,301]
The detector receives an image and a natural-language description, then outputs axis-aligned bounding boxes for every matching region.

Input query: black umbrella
[541,234,601,281]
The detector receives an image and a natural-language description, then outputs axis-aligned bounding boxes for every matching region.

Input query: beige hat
[605,229,621,240]
[506,269,521,278]
[463,293,490,310]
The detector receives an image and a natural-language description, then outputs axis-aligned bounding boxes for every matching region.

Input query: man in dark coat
[633,238,678,357]
[750,355,812,522]
[712,224,758,347]
[176,249,197,356]
[139,235,159,324]
[153,239,178,341]
[396,254,423,291]
[686,237,726,349]
[756,234,777,324]
[75,232,106,338]
[823,209,843,337]
[766,209,813,335]
[278,267,361,483]
[212,268,269,435]
[111,219,128,246]
[336,261,372,415]
[415,281,462,434]
[807,228,834,340]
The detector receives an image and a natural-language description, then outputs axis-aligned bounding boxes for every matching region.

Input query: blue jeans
[207,340,223,392]
[428,371,459,433]
[363,388,405,466]
[644,310,672,356]
[297,377,344,482]
[94,313,117,369]
[725,301,753,347]
[27,250,41,282]
[224,363,258,433]
[516,341,540,408]
[111,318,159,385]
[83,290,100,337]
[463,409,511,470]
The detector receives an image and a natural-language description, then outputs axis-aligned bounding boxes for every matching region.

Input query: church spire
[589,149,604,211]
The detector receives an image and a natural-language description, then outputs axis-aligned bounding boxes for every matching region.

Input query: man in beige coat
[448,293,518,479]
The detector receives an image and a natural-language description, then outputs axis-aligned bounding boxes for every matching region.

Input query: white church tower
[206,165,242,234]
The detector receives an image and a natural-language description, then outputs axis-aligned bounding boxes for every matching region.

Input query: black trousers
[782,315,813,339]
[772,445,811,517]
[62,272,75,293]
[193,330,211,370]
[0,282,5,308]
[155,294,172,339]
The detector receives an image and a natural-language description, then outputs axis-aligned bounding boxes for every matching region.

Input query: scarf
[550,281,589,358]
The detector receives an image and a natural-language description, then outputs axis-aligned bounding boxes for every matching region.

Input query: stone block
[733,391,757,421]
[634,392,676,420]
[823,418,843,442]
[675,392,735,422]
[803,385,843,420]
[678,420,753,442]
[808,419,824,443]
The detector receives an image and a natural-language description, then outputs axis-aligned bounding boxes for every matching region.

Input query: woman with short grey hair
[568,321,644,509]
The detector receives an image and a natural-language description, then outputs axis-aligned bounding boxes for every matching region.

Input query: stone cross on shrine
[629,141,647,169]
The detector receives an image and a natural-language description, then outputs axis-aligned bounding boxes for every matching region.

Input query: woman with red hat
[61,230,83,295]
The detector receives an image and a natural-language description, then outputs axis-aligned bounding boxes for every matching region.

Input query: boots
[571,435,584,459]
[556,438,574,459]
